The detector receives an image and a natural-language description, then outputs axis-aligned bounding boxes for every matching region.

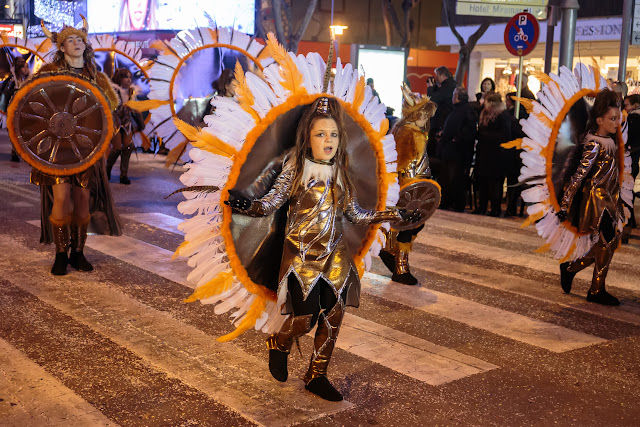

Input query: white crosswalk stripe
[121,212,610,353]
[27,218,499,388]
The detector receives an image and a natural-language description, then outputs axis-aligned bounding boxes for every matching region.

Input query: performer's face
[61,35,85,58]
[120,72,132,89]
[128,0,149,31]
[309,117,339,161]
[596,107,620,136]
[415,110,428,128]
[624,98,638,113]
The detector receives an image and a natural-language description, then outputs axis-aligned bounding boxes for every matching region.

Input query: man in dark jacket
[438,87,477,211]
[427,66,457,178]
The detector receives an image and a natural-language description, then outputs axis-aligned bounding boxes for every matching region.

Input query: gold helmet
[400,82,436,120]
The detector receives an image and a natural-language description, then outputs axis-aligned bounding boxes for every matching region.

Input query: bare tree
[381,0,421,47]
[443,0,490,85]
[256,0,319,53]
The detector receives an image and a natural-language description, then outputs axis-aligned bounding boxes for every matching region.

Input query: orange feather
[266,33,307,96]
[352,76,366,110]
[233,61,261,122]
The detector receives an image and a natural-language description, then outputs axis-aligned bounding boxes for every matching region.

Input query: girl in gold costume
[226,97,419,401]
[558,89,626,306]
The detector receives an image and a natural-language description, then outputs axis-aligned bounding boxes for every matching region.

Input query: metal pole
[544,5,557,75]
[558,0,580,69]
[515,56,524,119]
[619,0,633,82]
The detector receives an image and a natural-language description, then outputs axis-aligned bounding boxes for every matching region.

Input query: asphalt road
[1,132,639,426]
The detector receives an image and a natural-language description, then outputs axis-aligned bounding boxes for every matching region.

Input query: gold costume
[561,134,623,296]
[395,123,431,180]
[249,161,400,312]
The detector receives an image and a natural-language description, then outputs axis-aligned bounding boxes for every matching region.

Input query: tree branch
[466,21,490,50]
[293,0,318,42]
[443,0,465,47]
[272,0,287,47]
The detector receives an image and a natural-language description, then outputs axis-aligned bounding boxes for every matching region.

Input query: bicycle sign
[504,12,539,56]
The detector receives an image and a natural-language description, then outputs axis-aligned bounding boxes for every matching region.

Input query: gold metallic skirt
[30,168,93,188]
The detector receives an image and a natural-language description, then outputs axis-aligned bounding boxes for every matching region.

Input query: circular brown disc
[392,179,441,231]
[8,71,113,176]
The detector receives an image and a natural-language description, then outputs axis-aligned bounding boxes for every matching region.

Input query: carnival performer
[558,89,625,306]
[107,67,143,184]
[20,18,120,275]
[379,85,436,285]
[1,56,30,162]
[225,97,420,402]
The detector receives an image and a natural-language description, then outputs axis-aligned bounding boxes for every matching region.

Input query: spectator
[624,94,640,230]
[366,77,380,101]
[515,73,536,101]
[427,66,457,133]
[502,92,527,217]
[475,77,495,102]
[385,106,398,132]
[474,92,512,217]
[438,87,477,212]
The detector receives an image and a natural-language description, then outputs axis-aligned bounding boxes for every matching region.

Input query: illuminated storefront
[436,16,639,97]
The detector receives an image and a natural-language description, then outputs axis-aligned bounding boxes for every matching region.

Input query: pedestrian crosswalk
[3,190,640,425]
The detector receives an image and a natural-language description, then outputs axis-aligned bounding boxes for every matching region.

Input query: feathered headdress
[41,15,89,49]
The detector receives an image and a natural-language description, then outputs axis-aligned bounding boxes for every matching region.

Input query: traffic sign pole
[516,57,524,118]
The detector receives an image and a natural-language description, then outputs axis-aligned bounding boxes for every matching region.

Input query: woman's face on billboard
[128,0,149,30]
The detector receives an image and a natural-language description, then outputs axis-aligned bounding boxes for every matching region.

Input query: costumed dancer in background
[12,18,121,275]
[1,56,30,162]
[379,85,437,285]
[226,97,420,401]
[558,89,627,306]
[107,67,144,184]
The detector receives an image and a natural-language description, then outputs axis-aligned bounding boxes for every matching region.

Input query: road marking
[362,272,606,353]
[27,217,499,386]
[0,337,116,426]
[340,314,497,385]
[414,232,640,293]
[408,251,640,326]
[1,235,352,425]
[119,212,607,353]
[10,201,34,208]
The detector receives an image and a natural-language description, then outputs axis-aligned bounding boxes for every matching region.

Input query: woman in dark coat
[473,92,512,216]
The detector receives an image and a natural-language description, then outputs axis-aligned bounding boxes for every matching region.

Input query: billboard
[87,0,255,33]
[354,45,407,116]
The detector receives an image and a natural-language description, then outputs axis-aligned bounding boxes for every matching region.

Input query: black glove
[224,190,252,212]
[556,209,567,222]
[399,209,422,224]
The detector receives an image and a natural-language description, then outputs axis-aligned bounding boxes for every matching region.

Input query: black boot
[266,315,313,382]
[51,252,68,275]
[69,216,93,271]
[50,216,70,276]
[559,262,576,294]
[304,302,345,402]
[268,350,289,382]
[379,249,395,274]
[106,149,121,181]
[119,144,133,185]
[305,376,343,402]
[586,290,620,306]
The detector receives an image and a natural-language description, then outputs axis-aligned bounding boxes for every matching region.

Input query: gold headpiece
[401,82,436,118]
[41,14,89,49]
[316,97,330,115]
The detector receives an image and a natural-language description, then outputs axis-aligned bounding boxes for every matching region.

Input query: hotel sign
[456,0,548,20]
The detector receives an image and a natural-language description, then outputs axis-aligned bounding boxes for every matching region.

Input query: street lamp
[329,25,348,65]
